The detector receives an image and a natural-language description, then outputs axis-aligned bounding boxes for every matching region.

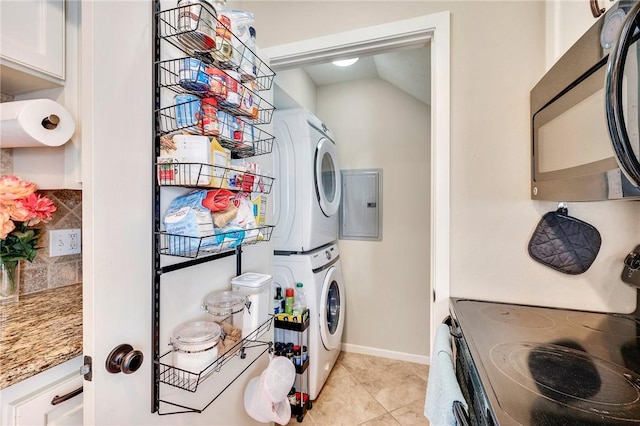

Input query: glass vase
[0,260,20,305]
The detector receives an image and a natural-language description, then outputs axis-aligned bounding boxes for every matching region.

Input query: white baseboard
[341,343,431,365]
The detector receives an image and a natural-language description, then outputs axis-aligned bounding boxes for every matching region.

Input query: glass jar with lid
[202,289,247,333]
[171,320,221,377]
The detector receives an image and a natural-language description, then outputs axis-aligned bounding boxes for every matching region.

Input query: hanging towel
[424,323,468,426]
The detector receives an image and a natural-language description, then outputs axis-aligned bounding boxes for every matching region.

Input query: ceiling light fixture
[332,58,359,67]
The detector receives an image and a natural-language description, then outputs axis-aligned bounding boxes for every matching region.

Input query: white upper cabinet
[5,1,81,189]
[545,0,618,69]
[0,0,65,94]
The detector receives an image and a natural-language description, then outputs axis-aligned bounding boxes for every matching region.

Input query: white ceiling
[301,46,431,105]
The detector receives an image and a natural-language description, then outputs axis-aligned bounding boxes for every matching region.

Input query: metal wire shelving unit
[151,0,276,415]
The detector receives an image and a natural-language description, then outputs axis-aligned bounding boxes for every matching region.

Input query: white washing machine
[272,108,342,253]
[273,243,345,400]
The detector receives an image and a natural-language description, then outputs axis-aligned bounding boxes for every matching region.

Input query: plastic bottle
[274,286,284,314]
[293,282,307,318]
[285,288,295,315]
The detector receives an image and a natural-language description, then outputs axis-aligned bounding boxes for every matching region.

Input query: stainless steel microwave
[531,1,640,201]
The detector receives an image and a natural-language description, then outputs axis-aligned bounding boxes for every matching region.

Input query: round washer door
[314,138,341,217]
[319,265,345,350]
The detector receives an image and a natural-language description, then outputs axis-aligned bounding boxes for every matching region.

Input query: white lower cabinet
[1,357,83,426]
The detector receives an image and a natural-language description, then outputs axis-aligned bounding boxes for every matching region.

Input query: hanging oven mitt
[527,206,601,275]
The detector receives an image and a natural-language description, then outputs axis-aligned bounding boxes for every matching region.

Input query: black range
[449,298,640,425]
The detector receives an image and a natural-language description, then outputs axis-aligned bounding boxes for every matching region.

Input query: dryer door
[319,265,345,350]
[315,138,341,217]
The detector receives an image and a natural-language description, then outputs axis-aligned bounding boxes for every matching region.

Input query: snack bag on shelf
[163,189,215,255]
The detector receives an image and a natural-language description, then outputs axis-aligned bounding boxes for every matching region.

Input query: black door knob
[105,344,144,374]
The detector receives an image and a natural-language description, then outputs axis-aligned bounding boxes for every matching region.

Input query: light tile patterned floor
[286,351,430,426]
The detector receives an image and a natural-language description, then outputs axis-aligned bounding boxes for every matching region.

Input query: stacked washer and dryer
[272,108,346,401]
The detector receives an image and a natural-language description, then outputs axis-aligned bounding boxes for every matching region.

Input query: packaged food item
[230,193,259,240]
[210,137,230,187]
[239,123,257,154]
[157,157,177,185]
[177,0,217,52]
[212,14,232,63]
[211,203,238,228]
[201,98,219,136]
[213,224,246,248]
[239,81,258,119]
[163,189,215,255]
[219,10,255,69]
[174,94,201,133]
[158,134,211,186]
[252,194,267,225]
[202,188,235,212]
[222,70,241,108]
[217,111,243,142]
[227,165,246,190]
[240,27,257,81]
[179,57,210,93]
[206,67,227,100]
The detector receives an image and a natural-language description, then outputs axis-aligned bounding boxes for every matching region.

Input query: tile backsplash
[20,190,83,295]
[2,92,83,295]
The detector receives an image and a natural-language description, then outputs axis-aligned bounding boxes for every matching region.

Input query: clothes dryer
[272,108,341,253]
[273,243,345,400]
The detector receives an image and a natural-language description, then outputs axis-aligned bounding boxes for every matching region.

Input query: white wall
[318,78,431,358]
[247,1,640,339]
[274,68,318,113]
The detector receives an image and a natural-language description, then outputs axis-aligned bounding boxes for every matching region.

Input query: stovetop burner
[451,299,640,425]
[491,341,640,422]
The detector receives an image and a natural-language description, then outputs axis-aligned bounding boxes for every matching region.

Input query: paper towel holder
[42,114,60,130]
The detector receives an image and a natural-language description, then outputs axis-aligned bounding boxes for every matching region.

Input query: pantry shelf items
[152,0,277,416]
[156,161,275,190]
[156,316,273,394]
[156,6,275,91]
[156,226,274,259]
[157,57,275,124]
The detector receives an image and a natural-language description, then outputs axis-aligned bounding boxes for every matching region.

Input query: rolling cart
[273,309,312,422]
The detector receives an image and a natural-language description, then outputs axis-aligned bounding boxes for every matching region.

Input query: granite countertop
[0,283,82,389]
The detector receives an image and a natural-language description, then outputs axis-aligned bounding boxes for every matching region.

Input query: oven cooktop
[450,299,640,425]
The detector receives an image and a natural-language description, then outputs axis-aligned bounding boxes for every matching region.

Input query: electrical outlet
[49,229,82,257]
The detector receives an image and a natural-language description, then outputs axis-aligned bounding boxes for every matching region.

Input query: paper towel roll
[0,99,76,148]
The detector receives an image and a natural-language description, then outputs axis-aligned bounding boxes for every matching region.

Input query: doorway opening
[264,12,450,354]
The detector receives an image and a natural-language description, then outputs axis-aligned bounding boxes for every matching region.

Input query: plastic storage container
[171,320,221,376]
[231,272,272,339]
[202,290,247,334]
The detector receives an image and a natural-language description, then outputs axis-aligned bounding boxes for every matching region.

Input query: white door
[318,264,345,351]
[82,1,273,424]
[314,138,341,217]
